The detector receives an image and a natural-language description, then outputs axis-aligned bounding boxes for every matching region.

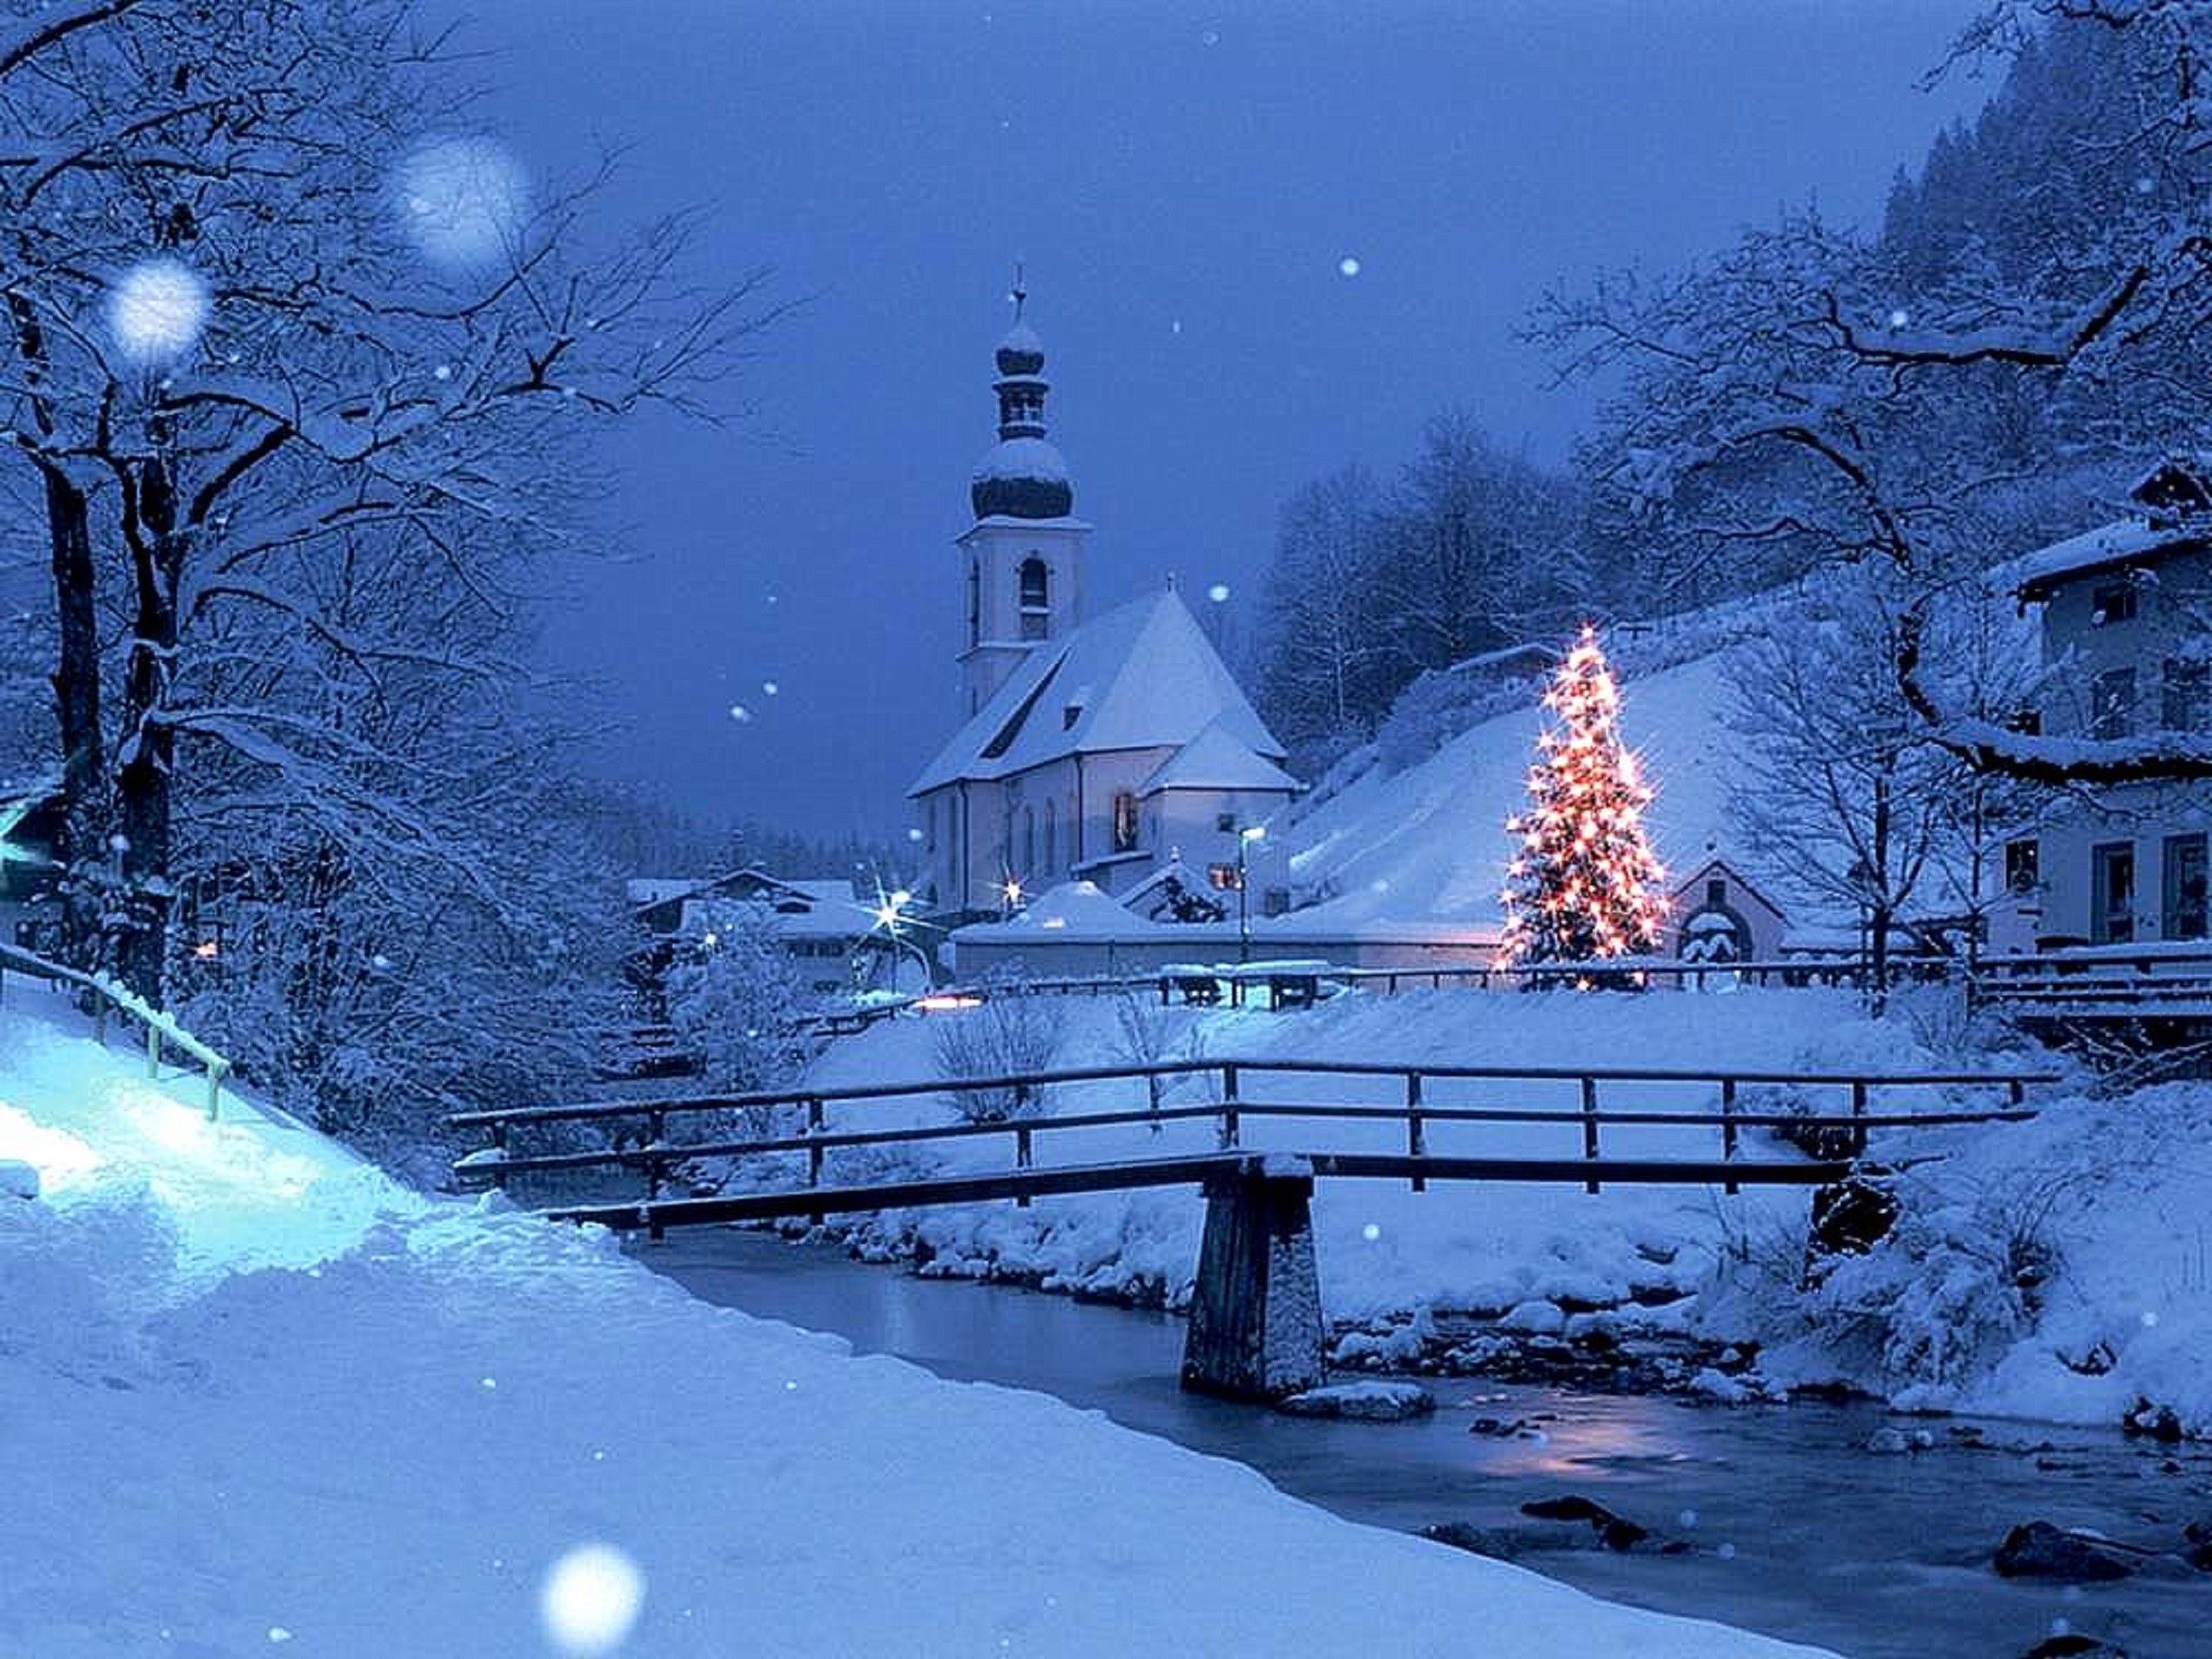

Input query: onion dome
[970,295,1074,519]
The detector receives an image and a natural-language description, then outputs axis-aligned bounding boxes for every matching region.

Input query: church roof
[909,588,1290,795]
[1138,719,1300,795]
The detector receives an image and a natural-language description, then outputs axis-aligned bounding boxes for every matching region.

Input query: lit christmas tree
[1497,626,1669,969]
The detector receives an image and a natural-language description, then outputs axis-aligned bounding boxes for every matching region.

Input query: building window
[2093,841,2136,944]
[2163,659,2210,732]
[967,558,982,648]
[925,798,937,855]
[1043,799,1057,874]
[2091,668,2135,740]
[2004,838,2040,896]
[1208,861,1240,892]
[1706,878,1726,906]
[1216,811,1237,834]
[2165,833,2208,940]
[1019,556,1049,641]
[1022,806,1036,877]
[1112,791,1140,853]
[2089,579,2138,626]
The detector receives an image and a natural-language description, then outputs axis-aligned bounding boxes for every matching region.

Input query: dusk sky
[435,0,1991,847]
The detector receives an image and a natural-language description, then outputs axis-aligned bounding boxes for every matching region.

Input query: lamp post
[1236,824,1266,963]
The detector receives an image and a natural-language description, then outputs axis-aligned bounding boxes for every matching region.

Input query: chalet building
[910,302,1300,917]
[2003,460,2212,948]
[626,868,872,1000]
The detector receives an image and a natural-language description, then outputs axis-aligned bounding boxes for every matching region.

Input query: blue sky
[433,0,1991,847]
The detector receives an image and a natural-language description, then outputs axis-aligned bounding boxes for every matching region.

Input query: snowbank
[0,999,1837,1658]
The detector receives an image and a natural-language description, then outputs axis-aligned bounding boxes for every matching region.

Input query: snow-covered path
[0,997,1840,1658]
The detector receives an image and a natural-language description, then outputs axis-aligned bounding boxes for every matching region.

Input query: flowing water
[645,1231,2211,1659]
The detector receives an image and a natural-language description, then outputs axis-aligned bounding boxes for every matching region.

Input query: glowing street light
[1236,824,1266,963]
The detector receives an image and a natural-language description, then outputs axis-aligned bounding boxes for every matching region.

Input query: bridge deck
[546,1149,1860,1234]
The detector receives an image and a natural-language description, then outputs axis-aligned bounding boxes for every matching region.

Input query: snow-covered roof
[1139,721,1301,796]
[683,895,868,943]
[626,878,699,906]
[994,880,1145,933]
[973,436,1069,486]
[1999,517,2205,601]
[910,588,1290,795]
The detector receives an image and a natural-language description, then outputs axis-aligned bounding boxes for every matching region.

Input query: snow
[392,135,530,270]
[911,588,1287,793]
[1994,515,2200,600]
[971,434,1070,483]
[1282,648,1745,930]
[106,258,210,365]
[1138,718,1301,794]
[0,992,1837,1658]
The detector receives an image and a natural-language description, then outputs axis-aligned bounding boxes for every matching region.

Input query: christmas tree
[1497,626,1669,968]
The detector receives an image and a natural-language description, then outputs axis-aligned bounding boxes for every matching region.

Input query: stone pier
[1179,1166,1325,1400]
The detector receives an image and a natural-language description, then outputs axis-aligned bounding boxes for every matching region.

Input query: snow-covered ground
[1,992,1840,1658]
[790,982,2212,1436]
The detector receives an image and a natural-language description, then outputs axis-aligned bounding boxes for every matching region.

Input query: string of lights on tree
[1497,626,1669,972]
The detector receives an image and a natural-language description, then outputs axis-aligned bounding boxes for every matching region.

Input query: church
[910,302,1300,920]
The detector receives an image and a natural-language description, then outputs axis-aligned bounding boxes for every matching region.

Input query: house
[625,868,878,1001]
[909,299,1300,918]
[1668,856,1789,964]
[2004,458,2212,947]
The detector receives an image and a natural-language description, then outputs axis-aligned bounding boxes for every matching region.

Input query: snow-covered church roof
[910,588,1290,795]
[1139,719,1300,795]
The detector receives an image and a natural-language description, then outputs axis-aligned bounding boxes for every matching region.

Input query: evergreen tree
[1497,628,1669,966]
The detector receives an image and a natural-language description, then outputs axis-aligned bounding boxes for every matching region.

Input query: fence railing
[0,941,233,1120]
[450,1055,2056,1213]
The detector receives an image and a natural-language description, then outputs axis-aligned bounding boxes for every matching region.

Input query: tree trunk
[41,463,106,967]
[113,454,185,1005]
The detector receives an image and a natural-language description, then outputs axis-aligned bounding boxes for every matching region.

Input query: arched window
[967,558,982,648]
[1043,798,1057,874]
[1019,556,1050,640]
[1023,807,1037,876]
[1112,791,1139,853]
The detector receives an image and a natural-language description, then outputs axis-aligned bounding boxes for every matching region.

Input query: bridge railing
[0,941,233,1119]
[1968,947,2212,1013]
[448,1055,2056,1218]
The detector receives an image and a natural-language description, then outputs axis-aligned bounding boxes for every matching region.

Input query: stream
[644,1230,2211,1659]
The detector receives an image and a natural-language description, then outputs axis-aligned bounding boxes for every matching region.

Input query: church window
[1043,799,1057,874]
[1022,807,1036,876]
[1112,791,1139,853]
[1019,556,1050,641]
[967,559,982,648]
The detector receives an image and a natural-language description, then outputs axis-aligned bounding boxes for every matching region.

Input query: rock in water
[1993,1522,2139,1582]
[1275,1381,1436,1421]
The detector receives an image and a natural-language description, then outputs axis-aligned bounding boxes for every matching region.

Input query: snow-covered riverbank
[1,996,1839,1657]
[788,984,2212,1436]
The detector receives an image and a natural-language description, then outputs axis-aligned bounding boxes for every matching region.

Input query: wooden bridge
[451,1055,2053,1401]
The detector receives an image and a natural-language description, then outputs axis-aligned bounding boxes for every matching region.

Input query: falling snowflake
[1338,256,1362,278]
[728,704,753,723]
[761,680,779,696]
[1206,582,1231,603]
[540,1543,645,1657]
[1887,308,1910,328]
[107,259,210,365]
[1360,1223,1382,1242]
[906,827,925,842]
[393,136,529,270]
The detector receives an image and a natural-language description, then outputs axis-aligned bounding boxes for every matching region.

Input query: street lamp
[1236,824,1266,963]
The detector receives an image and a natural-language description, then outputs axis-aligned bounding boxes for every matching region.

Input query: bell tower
[957,277,1092,715]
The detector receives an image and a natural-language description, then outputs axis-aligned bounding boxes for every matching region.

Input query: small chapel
[910,297,1300,920]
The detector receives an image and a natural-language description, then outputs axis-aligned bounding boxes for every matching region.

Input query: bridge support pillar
[1181,1168,1325,1401]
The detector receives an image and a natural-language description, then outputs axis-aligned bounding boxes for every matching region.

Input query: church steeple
[971,275,1074,520]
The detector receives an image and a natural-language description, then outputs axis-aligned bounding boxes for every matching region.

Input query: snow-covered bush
[931,977,1066,1122]
[666,919,813,1135]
